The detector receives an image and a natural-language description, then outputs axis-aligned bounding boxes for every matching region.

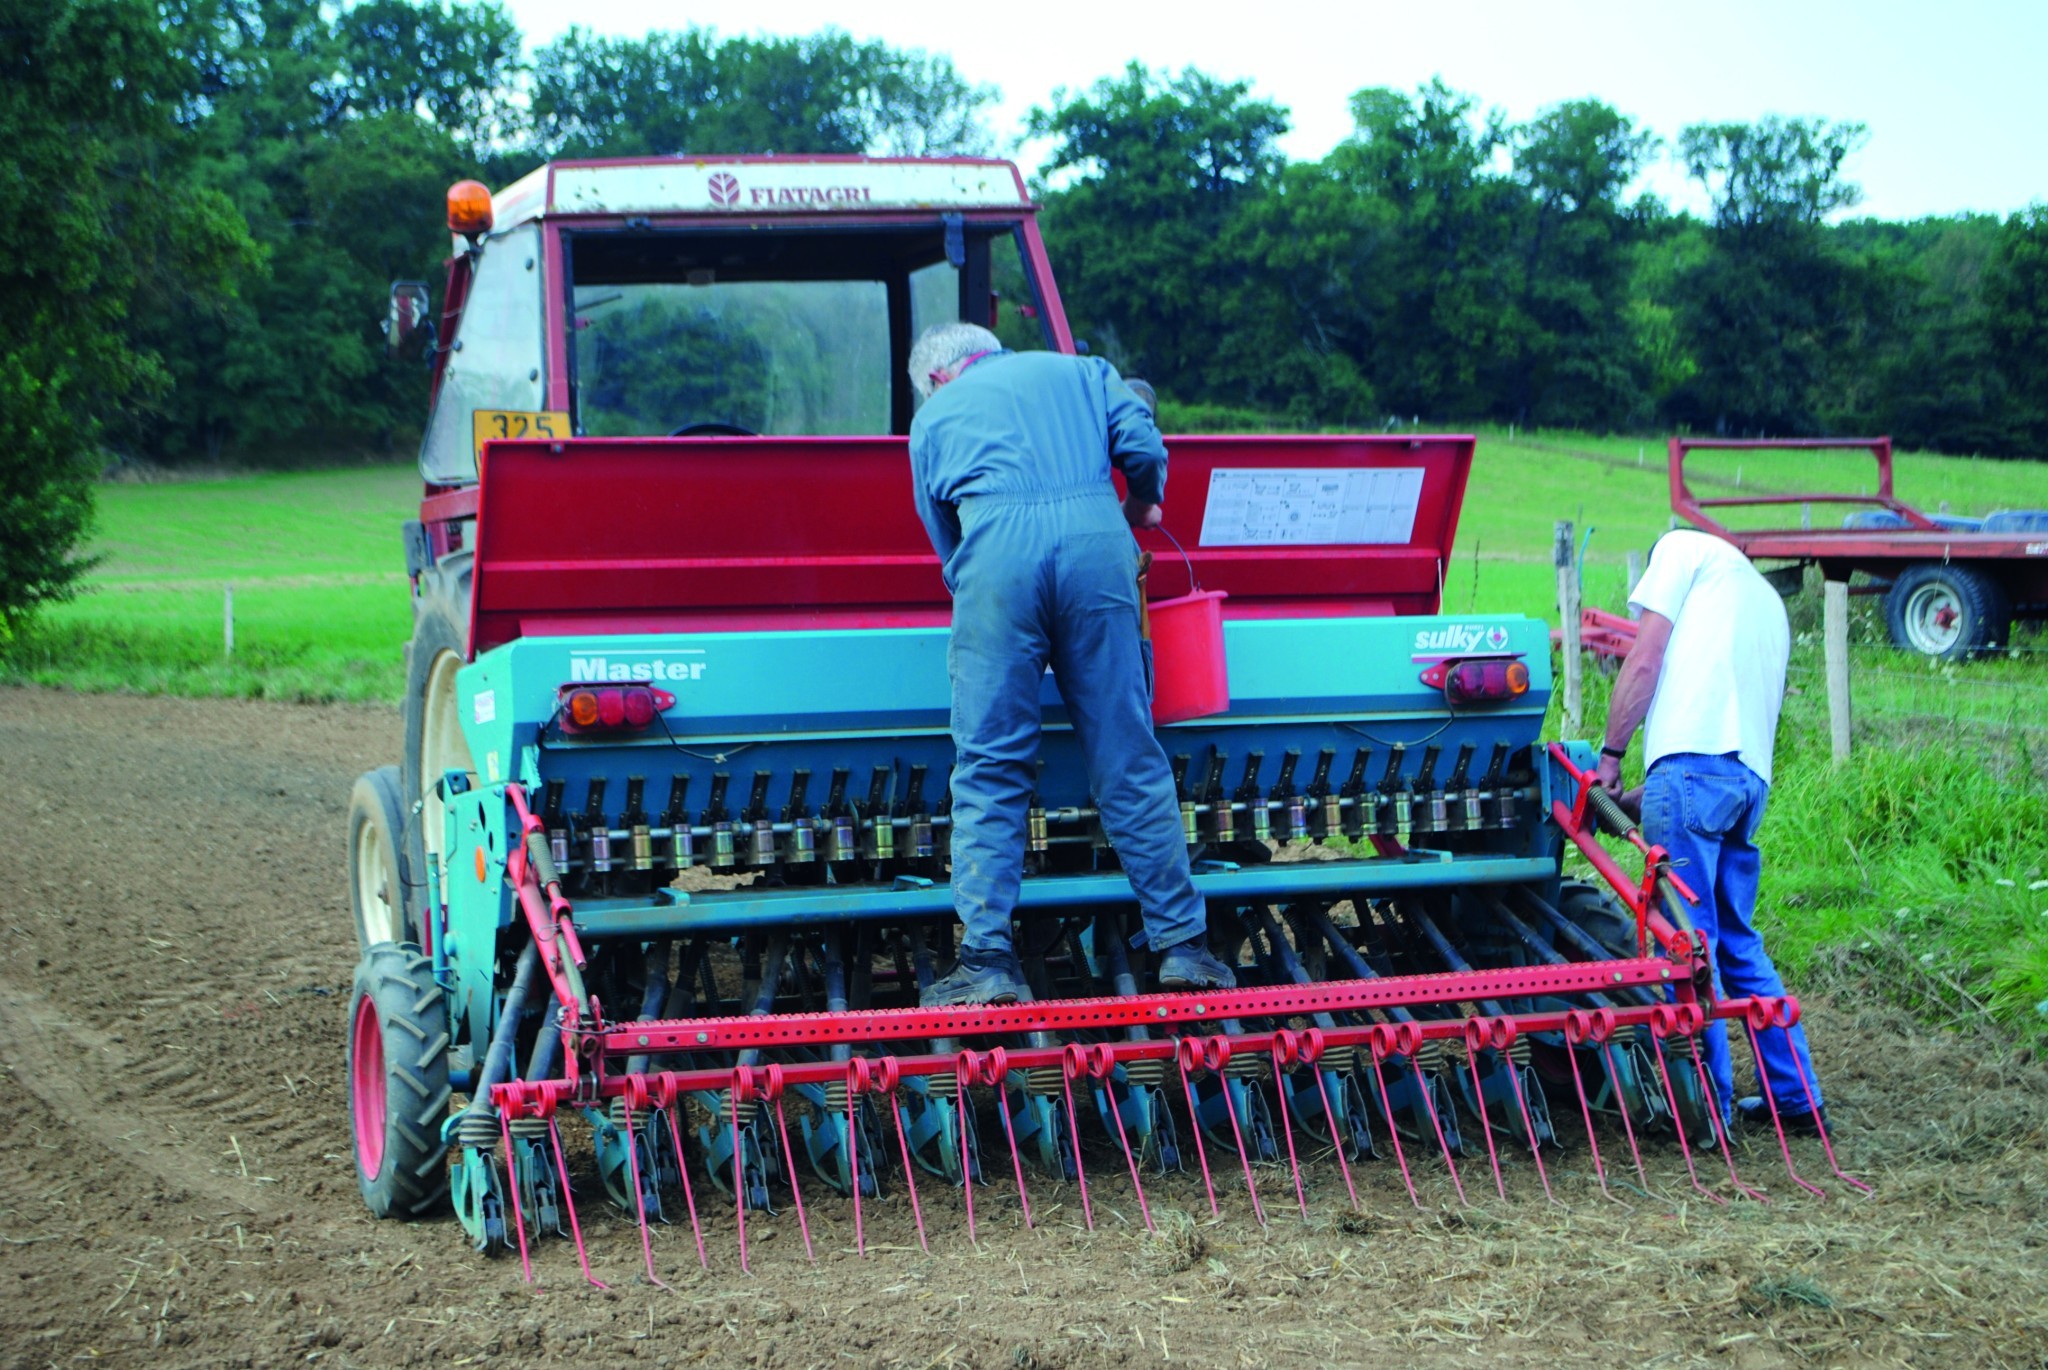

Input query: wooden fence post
[224,584,235,660]
[1824,579,1851,765]
[1625,550,1644,608]
[1555,521,1582,737]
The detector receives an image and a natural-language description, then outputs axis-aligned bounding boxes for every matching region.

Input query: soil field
[3,685,2046,1369]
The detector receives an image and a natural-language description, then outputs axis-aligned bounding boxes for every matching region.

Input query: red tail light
[1419,657,1530,704]
[557,684,675,734]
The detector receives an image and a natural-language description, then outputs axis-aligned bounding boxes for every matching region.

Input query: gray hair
[909,323,1002,400]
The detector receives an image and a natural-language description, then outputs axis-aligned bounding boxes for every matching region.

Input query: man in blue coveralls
[906,323,1236,1007]
[1597,529,1831,1136]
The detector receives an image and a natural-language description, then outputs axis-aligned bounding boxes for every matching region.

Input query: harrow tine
[1364,1043,1422,1209]
[845,1070,867,1256]
[969,1049,1034,1228]
[1081,1045,1154,1232]
[953,1057,978,1244]
[1057,1050,1096,1232]
[1740,1011,1825,1199]
[1562,1011,1621,1205]
[1686,1047,1769,1203]
[1174,1040,1222,1218]
[728,1084,751,1274]
[1267,1033,1310,1222]
[1476,1017,1557,1206]
[1201,1037,1266,1226]
[1300,1030,1359,1212]
[886,1074,929,1253]
[1772,1000,1871,1196]
[496,1108,535,1284]
[1647,1008,1724,1205]
[1407,1042,1469,1206]
[620,1099,673,1289]
[764,1072,815,1261]
[1597,1041,1652,1192]
[546,1115,609,1288]
[1461,1038,1509,1202]
[660,1095,710,1268]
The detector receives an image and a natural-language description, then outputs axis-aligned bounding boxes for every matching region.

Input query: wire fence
[1784,641,2048,761]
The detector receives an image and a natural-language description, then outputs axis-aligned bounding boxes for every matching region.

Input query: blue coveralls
[909,351,1207,958]
[1641,753,1824,1121]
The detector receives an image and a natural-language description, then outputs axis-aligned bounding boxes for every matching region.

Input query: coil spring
[508,1115,549,1142]
[1506,1036,1532,1067]
[456,1110,501,1147]
[1024,1065,1066,1097]
[1223,1053,1270,1081]
[1120,1058,1167,1088]
[925,1070,960,1102]
[711,1092,761,1128]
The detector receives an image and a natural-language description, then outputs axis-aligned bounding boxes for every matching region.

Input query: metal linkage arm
[1547,743,1699,957]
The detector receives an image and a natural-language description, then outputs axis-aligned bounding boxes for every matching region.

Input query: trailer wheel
[348,766,413,952]
[402,598,475,914]
[1884,563,2011,659]
[347,942,452,1219]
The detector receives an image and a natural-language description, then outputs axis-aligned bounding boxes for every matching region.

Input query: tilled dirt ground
[3,685,2047,1369]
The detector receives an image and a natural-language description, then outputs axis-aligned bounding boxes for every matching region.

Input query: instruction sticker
[473,689,496,725]
[1197,467,1425,547]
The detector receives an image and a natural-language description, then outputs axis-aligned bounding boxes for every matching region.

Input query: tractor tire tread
[347,942,451,1222]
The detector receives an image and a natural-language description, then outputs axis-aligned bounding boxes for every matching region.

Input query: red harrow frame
[483,747,1867,1285]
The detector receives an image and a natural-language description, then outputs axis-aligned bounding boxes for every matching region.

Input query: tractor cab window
[418,224,546,485]
[565,222,1054,439]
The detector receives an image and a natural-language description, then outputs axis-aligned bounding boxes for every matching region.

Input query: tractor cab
[394,157,1071,487]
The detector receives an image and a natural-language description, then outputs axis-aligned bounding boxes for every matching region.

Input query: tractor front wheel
[347,766,412,952]
[346,942,452,1219]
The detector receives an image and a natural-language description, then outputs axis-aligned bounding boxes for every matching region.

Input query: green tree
[135,0,504,461]
[1028,64,1290,400]
[1982,205,2048,454]
[335,0,523,147]
[1320,81,1523,420]
[0,0,254,632]
[1505,100,1657,426]
[1668,116,1870,434]
[525,26,995,160]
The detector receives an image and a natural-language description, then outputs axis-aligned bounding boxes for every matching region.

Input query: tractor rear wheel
[347,766,412,952]
[347,942,452,1219]
[1884,562,2011,659]
[1559,879,1636,956]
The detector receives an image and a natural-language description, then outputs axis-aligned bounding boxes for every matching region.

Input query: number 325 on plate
[472,409,569,460]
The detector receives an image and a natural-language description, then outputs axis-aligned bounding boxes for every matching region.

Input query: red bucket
[1149,588,1230,724]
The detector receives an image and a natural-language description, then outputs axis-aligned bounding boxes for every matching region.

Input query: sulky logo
[1412,622,1514,656]
[708,172,740,207]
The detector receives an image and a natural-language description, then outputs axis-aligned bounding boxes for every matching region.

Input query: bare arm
[1595,610,1673,795]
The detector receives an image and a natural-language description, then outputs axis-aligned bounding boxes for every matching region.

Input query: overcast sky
[494,0,2046,222]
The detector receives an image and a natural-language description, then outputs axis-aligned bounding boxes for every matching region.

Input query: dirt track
[3,685,2047,1368]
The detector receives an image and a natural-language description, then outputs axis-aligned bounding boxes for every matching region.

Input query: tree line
[4,0,2045,627]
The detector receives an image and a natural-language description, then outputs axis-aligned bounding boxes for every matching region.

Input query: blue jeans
[945,488,1207,958]
[1641,752,1823,1120]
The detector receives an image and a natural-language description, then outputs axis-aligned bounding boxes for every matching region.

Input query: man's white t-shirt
[1627,529,1790,784]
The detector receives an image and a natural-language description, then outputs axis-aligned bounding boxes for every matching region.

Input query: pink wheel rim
[351,994,386,1179]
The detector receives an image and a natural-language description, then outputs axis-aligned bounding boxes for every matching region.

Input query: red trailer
[1670,437,2048,659]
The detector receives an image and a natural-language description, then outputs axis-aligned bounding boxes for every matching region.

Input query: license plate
[472,409,571,461]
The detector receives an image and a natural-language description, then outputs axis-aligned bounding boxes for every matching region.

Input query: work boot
[1735,1094,1832,1139]
[1158,938,1236,990]
[920,948,1028,1007]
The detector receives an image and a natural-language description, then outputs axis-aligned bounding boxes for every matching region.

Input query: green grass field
[6,435,2046,1046]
